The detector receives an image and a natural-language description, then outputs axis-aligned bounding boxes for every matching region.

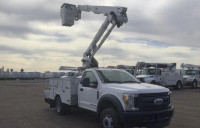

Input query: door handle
[97,91,99,100]
[80,88,83,91]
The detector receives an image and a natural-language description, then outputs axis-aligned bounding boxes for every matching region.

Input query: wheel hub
[103,115,113,128]
[193,82,197,87]
[178,83,181,88]
[56,99,61,112]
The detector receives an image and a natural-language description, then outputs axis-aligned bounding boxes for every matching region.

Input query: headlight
[144,77,153,82]
[187,78,193,82]
[123,94,139,111]
[168,91,172,107]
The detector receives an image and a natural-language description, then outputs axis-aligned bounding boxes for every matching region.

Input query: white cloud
[0,0,200,72]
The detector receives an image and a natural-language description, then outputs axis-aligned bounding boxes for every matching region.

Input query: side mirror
[82,78,98,88]
[82,78,90,87]
[91,82,98,88]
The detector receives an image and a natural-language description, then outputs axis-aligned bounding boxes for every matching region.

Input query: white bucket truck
[44,3,174,128]
[136,62,183,90]
[181,63,200,88]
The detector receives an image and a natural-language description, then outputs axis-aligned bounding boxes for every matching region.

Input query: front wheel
[100,108,122,128]
[192,80,198,88]
[150,81,156,85]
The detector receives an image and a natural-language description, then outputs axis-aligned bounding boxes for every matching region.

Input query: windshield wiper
[104,81,141,84]
[104,81,123,84]
[122,81,141,83]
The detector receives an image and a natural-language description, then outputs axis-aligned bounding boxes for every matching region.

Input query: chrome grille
[134,92,170,111]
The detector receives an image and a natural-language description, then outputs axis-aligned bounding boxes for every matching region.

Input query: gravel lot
[0,80,200,128]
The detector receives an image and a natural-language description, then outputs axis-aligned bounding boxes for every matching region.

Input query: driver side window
[82,71,98,88]
[196,71,199,76]
[155,70,161,75]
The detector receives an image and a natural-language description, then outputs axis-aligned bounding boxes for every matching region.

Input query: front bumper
[185,81,194,86]
[183,78,194,86]
[120,106,174,128]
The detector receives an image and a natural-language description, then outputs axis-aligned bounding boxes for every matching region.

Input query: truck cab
[180,63,200,88]
[137,68,162,84]
[182,69,200,88]
[136,62,183,89]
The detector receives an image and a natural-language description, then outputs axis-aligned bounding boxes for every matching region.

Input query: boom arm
[181,63,200,69]
[60,3,128,68]
[136,62,177,71]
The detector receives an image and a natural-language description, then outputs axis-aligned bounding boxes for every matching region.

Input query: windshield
[126,70,134,75]
[141,69,156,75]
[183,70,196,76]
[65,72,75,76]
[96,70,140,83]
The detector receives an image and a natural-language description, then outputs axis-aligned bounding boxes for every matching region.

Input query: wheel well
[97,100,117,120]
[193,79,197,82]
[53,94,61,105]
[177,80,182,85]
[50,94,60,108]
[55,94,60,100]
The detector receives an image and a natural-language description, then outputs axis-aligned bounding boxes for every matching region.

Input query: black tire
[192,80,198,89]
[174,81,183,90]
[55,96,69,115]
[100,108,122,128]
[150,81,156,85]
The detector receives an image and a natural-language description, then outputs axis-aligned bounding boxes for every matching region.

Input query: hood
[104,83,169,94]
[183,75,193,79]
[137,75,154,78]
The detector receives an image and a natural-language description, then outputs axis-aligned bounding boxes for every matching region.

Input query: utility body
[136,62,183,90]
[44,3,174,128]
[181,63,200,88]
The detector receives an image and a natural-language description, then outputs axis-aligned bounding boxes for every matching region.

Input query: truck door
[155,69,162,84]
[196,70,200,82]
[78,71,98,112]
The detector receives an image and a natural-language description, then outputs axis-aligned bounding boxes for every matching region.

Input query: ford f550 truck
[44,3,174,128]
[136,62,183,90]
[181,63,200,88]
[45,69,174,128]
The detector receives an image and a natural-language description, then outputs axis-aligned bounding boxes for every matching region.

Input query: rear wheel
[55,96,69,115]
[174,81,183,90]
[100,108,122,128]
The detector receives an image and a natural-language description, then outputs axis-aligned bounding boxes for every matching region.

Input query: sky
[0,0,200,72]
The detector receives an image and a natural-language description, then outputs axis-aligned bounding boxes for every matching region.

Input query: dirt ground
[0,80,200,128]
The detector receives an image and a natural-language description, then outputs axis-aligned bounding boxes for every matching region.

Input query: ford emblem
[154,99,163,105]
